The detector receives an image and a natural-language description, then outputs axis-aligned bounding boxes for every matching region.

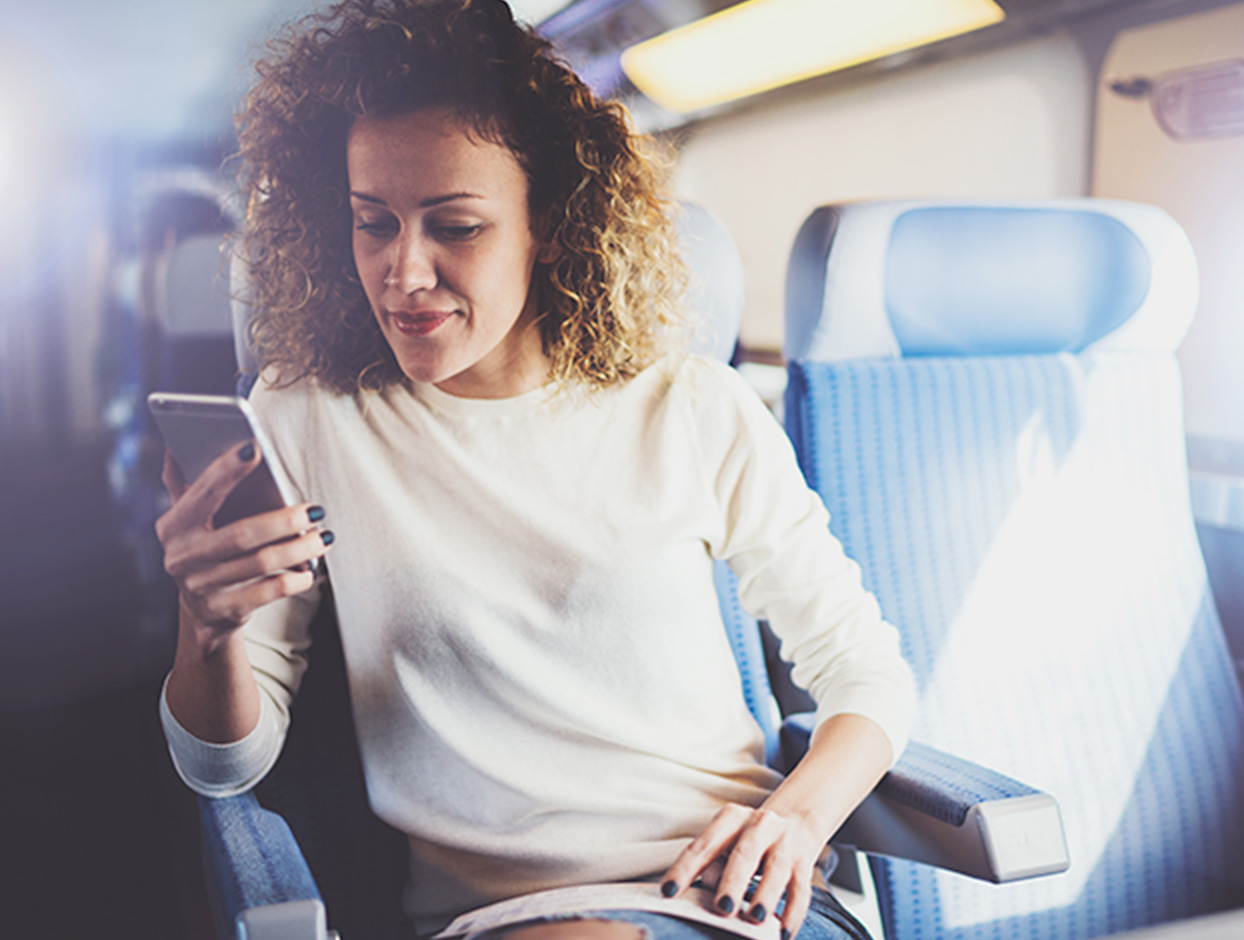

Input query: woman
[156,2,916,939]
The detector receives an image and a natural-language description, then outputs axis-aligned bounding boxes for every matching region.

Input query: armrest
[199,792,331,940]
[779,713,1070,883]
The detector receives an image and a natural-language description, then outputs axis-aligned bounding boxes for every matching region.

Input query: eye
[354,216,398,237]
[432,223,484,242]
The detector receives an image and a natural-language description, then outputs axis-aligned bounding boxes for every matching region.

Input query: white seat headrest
[784,198,1198,362]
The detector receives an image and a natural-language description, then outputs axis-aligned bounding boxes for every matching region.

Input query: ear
[533,208,562,264]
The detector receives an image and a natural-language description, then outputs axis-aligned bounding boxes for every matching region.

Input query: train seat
[158,232,240,395]
[783,197,1244,939]
[678,200,745,364]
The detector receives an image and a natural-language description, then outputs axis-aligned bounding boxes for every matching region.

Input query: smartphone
[147,392,302,530]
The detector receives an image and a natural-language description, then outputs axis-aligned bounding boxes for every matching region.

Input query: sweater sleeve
[690,358,916,764]
[159,378,324,796]
[159,574,322,797]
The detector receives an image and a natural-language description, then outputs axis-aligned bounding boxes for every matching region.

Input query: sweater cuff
[159,674,284,797]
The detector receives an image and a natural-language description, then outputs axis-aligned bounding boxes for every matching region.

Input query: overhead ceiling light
[621,0,1006,114]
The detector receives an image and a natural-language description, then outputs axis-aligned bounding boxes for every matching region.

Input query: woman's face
[347,108,555,398]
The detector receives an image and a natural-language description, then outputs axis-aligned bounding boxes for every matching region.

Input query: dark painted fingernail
[717,896,734,914]
[307,505,326,522]
[661,880,678,898]
[749,904,766,923]
[238,442,255,462]
[781,928,791,940]
[321,530,335,546]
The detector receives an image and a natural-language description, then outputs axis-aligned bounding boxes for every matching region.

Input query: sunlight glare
[0,54,64,275]
[915,389,1205,925]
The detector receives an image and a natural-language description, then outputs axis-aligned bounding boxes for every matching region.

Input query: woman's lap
[489,889,872,940]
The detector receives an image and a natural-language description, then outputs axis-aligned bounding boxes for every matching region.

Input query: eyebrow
[349,191,485,208]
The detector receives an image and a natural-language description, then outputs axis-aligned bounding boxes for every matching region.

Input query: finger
[715,811,783,918]
[186,565,318,628]
[661,805,751,901]
[746,844,798,928]
[203,502,327,563]
[776,871,812,940]
[163,503,327,585]
[162,449,188,500]
[691,856,725,892]
[165,440,261,532]
[182,528,334,594]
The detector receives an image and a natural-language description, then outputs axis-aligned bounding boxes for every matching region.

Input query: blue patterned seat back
[784,199,1244,939]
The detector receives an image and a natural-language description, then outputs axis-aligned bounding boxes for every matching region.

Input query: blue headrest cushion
[784,199,1198,362]
[886,207,1149,354]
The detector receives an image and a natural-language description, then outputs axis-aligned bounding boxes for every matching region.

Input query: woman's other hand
[660,714,892,939]
[661,802,826,940]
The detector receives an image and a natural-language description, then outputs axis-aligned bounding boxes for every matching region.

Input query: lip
[390,310,455,336]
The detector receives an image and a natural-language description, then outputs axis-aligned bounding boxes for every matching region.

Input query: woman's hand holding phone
[156,439,333,645]
[158,438,334,745]
[148,392,334,743]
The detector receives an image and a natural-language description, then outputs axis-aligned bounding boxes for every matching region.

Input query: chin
[393,353,465,387]
[395,362,446,385]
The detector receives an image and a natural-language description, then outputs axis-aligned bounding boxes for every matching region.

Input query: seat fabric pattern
[875,740,1039,828]
[713,560,781,763]
[787,354,1244,939]
[198,792,322,933]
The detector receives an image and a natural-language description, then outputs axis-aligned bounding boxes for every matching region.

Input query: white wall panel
[1093,2,1244,444]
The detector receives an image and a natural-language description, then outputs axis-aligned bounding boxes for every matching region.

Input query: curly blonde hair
[235,0,687,394]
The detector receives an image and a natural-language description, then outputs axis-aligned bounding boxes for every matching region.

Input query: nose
[385,233,437,294]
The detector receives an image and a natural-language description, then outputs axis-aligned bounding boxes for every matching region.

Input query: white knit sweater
[162,354,915,932]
